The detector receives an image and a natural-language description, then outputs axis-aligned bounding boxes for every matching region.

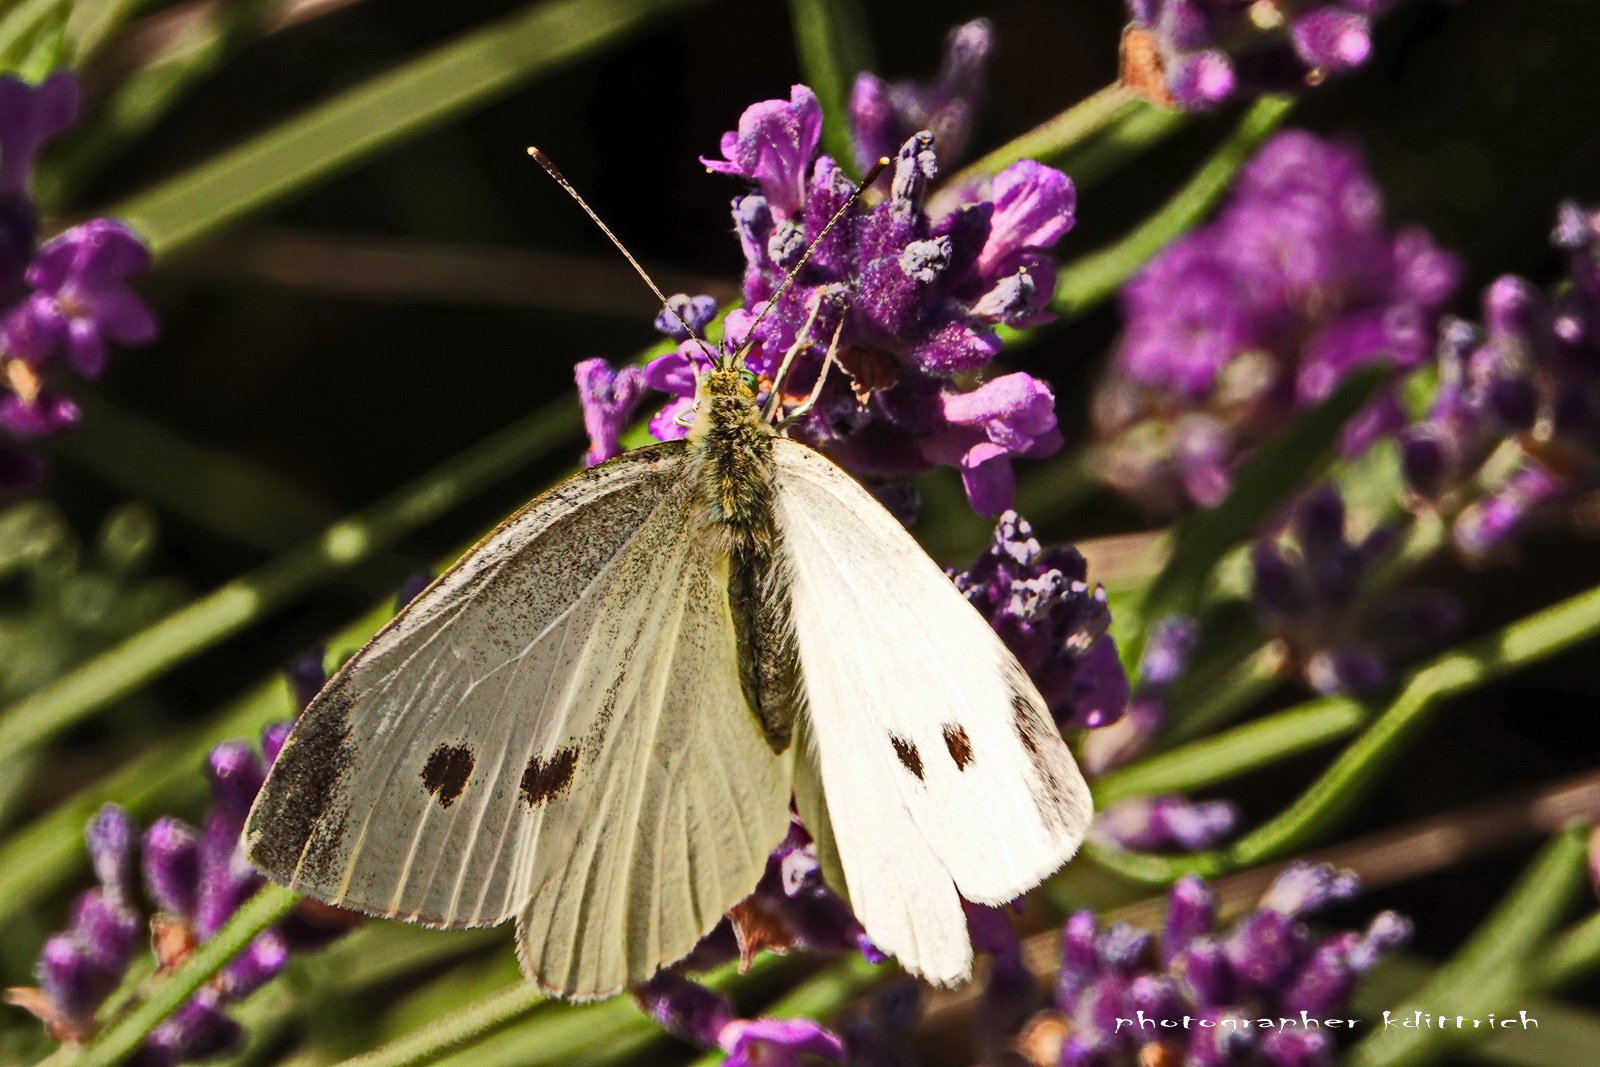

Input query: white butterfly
[244,155,1092,1002]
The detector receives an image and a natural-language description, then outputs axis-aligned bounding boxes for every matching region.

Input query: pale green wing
[245,443,792,999]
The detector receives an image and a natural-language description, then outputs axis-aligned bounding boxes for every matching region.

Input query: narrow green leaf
[1346,825,1590,1067]
[1230,575,1600,866]
[52,391,332,552]
[1087,574,1600,884]
[1132,364,1386,660]
[946,83,1141,189]
[107,0,711,256]
[0,398,579,764]
[787,0,874,174]
[337,981,549,1067]
[1093,695,1364,806]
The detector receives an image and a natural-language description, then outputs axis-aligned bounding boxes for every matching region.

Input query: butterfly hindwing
[772,437,1093,983]
[246,442,792,999]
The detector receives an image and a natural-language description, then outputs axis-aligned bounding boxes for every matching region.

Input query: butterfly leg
[777,316,846,431]
[760,298,828,424]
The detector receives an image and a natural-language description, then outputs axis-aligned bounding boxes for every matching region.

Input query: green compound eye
[738,370,760,393]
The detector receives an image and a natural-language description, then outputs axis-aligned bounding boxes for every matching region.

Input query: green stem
[107,0,710,256]
[1091,575,1600,883]
[1540,910,1600,989]
[945,83,1139,188]
[787,0,873,176]
[1346,825,1591,1067]
[1093,694,1364,806]
[1231,577,1600,865]
[1052,93,1294,318]
[45,884,300,1067]
[337,982,549,1067]
[0,398,579,764]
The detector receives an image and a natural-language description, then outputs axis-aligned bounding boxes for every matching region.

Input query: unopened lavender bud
[1162,875,1216,965]
[1289,9,1372,72]
[653,293,719,340]
[142,817,200,920]
[85,804,135,904]
[283,648,326,711]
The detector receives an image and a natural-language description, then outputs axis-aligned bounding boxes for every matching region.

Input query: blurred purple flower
[635,971,846,1067]
[1093,130,1458,515]
[1080,615,1199,776]
[0,72,155,497]
[1121,1,1402,112]
[1399,201,1600,559]
[850,19,993,175]
[1252,483,1460,695]
[1092,794,1240,853]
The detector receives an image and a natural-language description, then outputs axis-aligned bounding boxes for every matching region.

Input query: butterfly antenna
[734,155,892,367]
[528,146,709,353]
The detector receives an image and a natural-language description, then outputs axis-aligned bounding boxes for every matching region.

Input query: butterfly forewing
[773,438,1093,983]
[246,442,792,999]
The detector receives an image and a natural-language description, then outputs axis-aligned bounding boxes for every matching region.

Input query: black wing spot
[420,744,475,808]
[943,724,974,770]
[521,746,579,806]
[890,735,924,780]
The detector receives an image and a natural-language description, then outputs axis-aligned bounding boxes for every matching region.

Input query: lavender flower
[1092,793,1241,853]
[634,65,1076,516]
[1252,483,1460,694]
[635,971,846,1067]
[850,19,993,175]
[1121,1,1403,112]
[575,357,648,466]
[4,806,140,1043]
[1016,866,1409,1067]
[1398,202,1600,559]
[1092,129,1458,516]
[0,72,155,495]
[952,510,1129,731]
[7,655,356,1061]
[1080,615,1199,776]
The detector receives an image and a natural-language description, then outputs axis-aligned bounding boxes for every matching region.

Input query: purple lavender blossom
[0,72,155,496]
[575,357,648,466]
[850,19,992,175]
[1398,202,1600,560]
[633,73,1077,516]
[1027,866,1408,1067]
[8,657,356,1059]
[4,806,140,1043]
[1252,483,1460,695]
[1092,794,1241,853]
[1093,130,1459,515]
[635,971,846,1067]
[1080,615,1199,776]
[1121,1,1400,112]
[952,510,1128,731]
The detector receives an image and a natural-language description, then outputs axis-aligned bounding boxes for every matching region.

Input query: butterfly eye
[738,370,759,393]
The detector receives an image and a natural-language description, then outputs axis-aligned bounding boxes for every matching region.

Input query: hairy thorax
[688,367,777,554]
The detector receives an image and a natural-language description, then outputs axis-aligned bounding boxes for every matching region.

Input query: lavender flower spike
[850,18,993,173]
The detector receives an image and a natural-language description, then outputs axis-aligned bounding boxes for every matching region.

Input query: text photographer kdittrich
[1114,1011,1542,1033]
